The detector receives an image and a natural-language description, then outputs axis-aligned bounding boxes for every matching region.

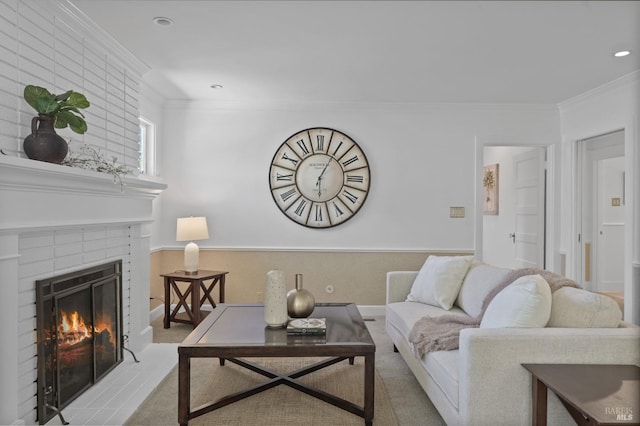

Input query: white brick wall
[0,0,147,170]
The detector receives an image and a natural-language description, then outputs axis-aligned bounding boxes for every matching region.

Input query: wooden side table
[522,364,640,426]
[161,270,228,328]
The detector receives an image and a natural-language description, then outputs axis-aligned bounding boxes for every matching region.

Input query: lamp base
[184,241,200,275]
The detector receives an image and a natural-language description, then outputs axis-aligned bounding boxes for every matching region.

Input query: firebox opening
[35,261,123,425]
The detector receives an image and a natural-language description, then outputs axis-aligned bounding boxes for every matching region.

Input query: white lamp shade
[176,217,209,241]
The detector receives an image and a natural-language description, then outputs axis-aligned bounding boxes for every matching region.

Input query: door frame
[570,124,636,323]
[474,138,557,272]
[575,131,625,292]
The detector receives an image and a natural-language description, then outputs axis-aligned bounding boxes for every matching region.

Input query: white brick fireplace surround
[0,155,166,425]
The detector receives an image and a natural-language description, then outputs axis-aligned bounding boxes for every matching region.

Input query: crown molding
[164,98,558,113]
[558,70,640,111]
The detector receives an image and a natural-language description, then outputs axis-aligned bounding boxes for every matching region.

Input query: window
[139,117,156,175]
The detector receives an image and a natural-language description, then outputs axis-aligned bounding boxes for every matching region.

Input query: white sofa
[386,260,640,426]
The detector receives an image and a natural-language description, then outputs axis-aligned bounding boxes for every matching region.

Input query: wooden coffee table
[177,303,376,425]
[523,364,640,425]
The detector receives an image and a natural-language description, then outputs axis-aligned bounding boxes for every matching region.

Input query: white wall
[157,101,560,251]
[559,71,639,323]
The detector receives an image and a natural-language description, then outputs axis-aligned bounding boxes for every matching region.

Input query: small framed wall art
[483,163,499,215]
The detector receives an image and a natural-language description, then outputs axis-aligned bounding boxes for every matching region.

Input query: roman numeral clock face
[269,127,371,228]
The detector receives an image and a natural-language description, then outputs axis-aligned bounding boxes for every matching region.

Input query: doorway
[483,146,547,269]
[576,130,625,301]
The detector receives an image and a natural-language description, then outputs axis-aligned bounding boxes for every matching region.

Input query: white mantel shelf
[0,155,167,233]
[0,154,166,197]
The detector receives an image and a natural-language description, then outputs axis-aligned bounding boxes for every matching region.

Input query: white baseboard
[356,305,385,317]
[149,304,164,322]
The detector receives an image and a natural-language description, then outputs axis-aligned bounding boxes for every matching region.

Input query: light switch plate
[450,207,465,218]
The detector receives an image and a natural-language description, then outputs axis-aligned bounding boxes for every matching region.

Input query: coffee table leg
[531,377,547,426]
[364,353,374,426]
[178,353,190,426]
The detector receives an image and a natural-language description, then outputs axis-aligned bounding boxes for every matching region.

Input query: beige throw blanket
[408,268,578,358]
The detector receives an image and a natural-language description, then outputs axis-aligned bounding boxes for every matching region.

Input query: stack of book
[286,318,326,335]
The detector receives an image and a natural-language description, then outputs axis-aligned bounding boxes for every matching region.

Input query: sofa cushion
[406,255,474,310]
[548,287,622,328]
[455,261,513,318]
[480,274,552,328]
[386,301,468,340]
[423,350,460,410]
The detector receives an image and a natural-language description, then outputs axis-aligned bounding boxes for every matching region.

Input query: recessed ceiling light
[614,50,631,57]
[210,84,223,89]
[153,17,174,26]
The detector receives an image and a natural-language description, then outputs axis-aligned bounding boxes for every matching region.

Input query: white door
[512,148,545,268]
[595,156,625,292]
[577,131,624,291]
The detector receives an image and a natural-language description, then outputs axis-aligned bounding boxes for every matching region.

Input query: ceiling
[68,0,639,105]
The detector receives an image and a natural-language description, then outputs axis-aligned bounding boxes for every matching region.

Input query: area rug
[125,356,398,426]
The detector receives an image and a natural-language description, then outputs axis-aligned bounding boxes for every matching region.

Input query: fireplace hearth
[35,261,123,425]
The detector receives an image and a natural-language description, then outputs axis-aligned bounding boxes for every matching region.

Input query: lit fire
[58,310,114,347]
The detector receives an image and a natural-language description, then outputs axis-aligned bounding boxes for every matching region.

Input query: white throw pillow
[455,262,512,318]
[480,274,552,328]
[406,255,474,310]
[548,287,622,328]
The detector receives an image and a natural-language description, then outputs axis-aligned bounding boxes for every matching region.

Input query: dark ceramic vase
[23,114,68,164]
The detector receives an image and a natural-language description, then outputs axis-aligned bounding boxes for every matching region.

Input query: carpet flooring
[125,356,396,425]
[125,313,445,426]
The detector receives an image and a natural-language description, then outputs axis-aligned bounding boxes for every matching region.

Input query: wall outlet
[450,207,465,218]
[256,291,264,303]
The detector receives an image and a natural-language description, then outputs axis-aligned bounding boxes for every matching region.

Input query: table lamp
[176,216,209,274]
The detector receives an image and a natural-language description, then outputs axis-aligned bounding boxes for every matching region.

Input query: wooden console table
[161,270,228,328]
[522,364,639,426]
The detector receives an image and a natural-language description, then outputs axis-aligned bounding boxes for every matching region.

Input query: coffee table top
[179,303,375,356]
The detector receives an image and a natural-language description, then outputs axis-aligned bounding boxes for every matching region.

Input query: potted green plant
[23,84,90,164]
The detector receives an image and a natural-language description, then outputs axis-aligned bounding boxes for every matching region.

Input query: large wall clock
[269,127,371,228]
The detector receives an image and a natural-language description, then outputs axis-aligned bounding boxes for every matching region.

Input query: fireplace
[35,261,123,425]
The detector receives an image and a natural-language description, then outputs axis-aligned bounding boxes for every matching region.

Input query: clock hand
[316,156,333,197]
[316,157,333,184]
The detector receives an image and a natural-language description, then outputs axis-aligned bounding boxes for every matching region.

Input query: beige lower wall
[150,249,472,309]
